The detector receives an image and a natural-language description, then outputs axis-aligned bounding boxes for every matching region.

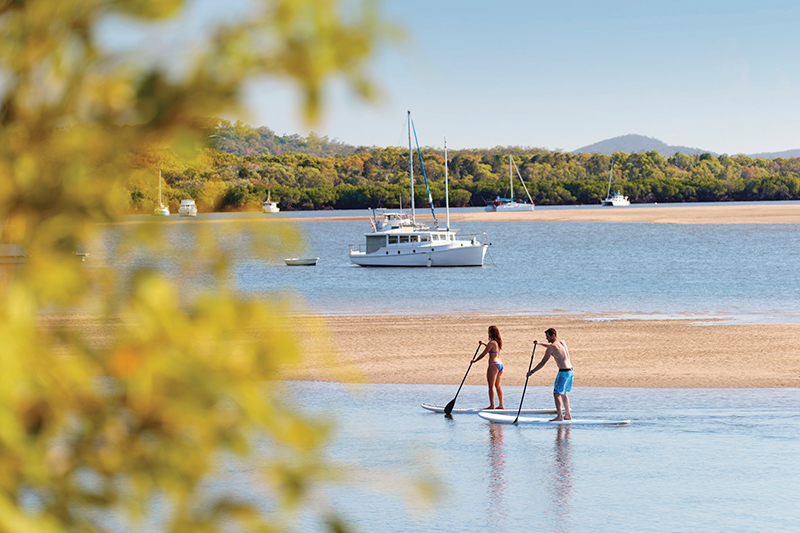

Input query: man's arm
[527,348,552,376]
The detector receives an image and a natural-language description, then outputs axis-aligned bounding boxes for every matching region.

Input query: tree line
[126,119,800,212]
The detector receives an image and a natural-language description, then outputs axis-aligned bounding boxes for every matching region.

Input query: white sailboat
[485,155,535,211]
[349,112,489,267]
[262,191,280,213]
[601,159,630,206]
[153,170,170,216]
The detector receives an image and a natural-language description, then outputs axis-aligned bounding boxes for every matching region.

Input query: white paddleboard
[479,411,630,425]
[421,403,557,415]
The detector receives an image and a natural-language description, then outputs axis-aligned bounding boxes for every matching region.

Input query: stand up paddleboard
[421,403,557,415]
[478,411,630,425]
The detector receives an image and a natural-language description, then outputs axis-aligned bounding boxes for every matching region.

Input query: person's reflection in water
[486,423,507,530]
[548,425,574,533]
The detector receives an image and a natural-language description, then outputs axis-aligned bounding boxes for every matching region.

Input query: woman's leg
[486,365,498,409]
[495,370,504,409]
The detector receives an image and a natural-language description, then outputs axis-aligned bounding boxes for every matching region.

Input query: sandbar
[283,202,800,225]
[287,313,800,389]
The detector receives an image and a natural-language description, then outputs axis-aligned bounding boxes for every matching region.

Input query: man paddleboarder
[527,328,573,421]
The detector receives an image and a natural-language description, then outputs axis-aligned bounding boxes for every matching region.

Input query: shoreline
[286,312,800,389]
[121,202,800,225]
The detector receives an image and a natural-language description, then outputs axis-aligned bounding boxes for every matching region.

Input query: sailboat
[601,159,630,206]
[349,112,489,267]
[153,170,170,216]
[485,155,535,211]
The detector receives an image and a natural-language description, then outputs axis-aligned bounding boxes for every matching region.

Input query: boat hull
[350,242,487,267]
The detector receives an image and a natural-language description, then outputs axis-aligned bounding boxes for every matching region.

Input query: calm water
[282,382,800,533]
[93,203,800,531]
[103,201,800,324]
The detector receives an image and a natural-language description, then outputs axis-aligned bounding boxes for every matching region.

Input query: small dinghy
[284,257,318,266]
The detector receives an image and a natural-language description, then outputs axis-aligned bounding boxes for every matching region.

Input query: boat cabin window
[419,235,430,242]
[399,235,410,244]
[388,236,398,245]
[365,235,387,253]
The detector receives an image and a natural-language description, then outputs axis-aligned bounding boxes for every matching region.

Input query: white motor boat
[262,191,279,213]
[178,199,197,216]
[349,112,489,267]
[153,170,170,216]
[485,155,534,212]
[601,159,630,206]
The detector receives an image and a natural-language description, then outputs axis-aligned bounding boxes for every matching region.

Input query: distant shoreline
[125,201,800,225]
[266,202,800,225]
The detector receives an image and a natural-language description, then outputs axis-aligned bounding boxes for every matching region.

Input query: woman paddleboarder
[475,325,504,409]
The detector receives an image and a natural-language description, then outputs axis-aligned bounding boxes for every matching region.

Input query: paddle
[444,343,482,416]
[513,341,538,424]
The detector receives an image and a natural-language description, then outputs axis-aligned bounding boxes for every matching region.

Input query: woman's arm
[473,340,496,362]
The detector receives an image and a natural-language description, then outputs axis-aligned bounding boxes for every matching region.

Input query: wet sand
[286,313,800,389]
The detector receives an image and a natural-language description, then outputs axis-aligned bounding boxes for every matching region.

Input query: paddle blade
[444,399,456,415]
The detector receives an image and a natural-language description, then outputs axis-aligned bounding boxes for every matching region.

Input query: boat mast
[606,159,614,199]
[445,136,450,231]
[158,170,162,206]
[509,156,513,200]
[408,111,415,223]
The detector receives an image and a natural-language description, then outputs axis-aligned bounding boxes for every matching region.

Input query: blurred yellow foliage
[0,0,403,531]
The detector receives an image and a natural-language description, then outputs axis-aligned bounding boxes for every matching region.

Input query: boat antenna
[445,136,450,231]
[407,111,415,223]
[409,113,437,225]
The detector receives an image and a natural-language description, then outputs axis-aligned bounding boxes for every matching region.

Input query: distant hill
[573,134,712,157]
[748,149,800,159]
[573,134,800,159]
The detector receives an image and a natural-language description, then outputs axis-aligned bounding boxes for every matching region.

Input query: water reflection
[486,423,507,530]
[549,425,574,533]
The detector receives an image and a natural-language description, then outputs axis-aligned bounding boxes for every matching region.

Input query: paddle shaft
[444,344,482,415]
[513,342,538,424]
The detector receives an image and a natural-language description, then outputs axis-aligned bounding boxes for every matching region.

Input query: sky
[104,0,800,154]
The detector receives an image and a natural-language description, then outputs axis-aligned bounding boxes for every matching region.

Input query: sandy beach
[286,313,800,389]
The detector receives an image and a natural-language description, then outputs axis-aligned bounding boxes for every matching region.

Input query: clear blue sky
[245,0,800,154]
[104,0,800,154]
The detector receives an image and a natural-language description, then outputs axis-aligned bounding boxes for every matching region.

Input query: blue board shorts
[554,369,573,394]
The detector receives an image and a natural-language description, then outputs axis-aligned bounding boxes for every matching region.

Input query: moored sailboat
[601,159,630,206]
[485,155,535,211]
[153,170,170,216]
[349,112,489,267]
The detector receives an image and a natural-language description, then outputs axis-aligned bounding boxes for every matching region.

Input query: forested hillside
[126,119,800,213]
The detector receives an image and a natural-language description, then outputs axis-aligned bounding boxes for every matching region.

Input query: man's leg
[551,392,564,421]
[562,394,571,420]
